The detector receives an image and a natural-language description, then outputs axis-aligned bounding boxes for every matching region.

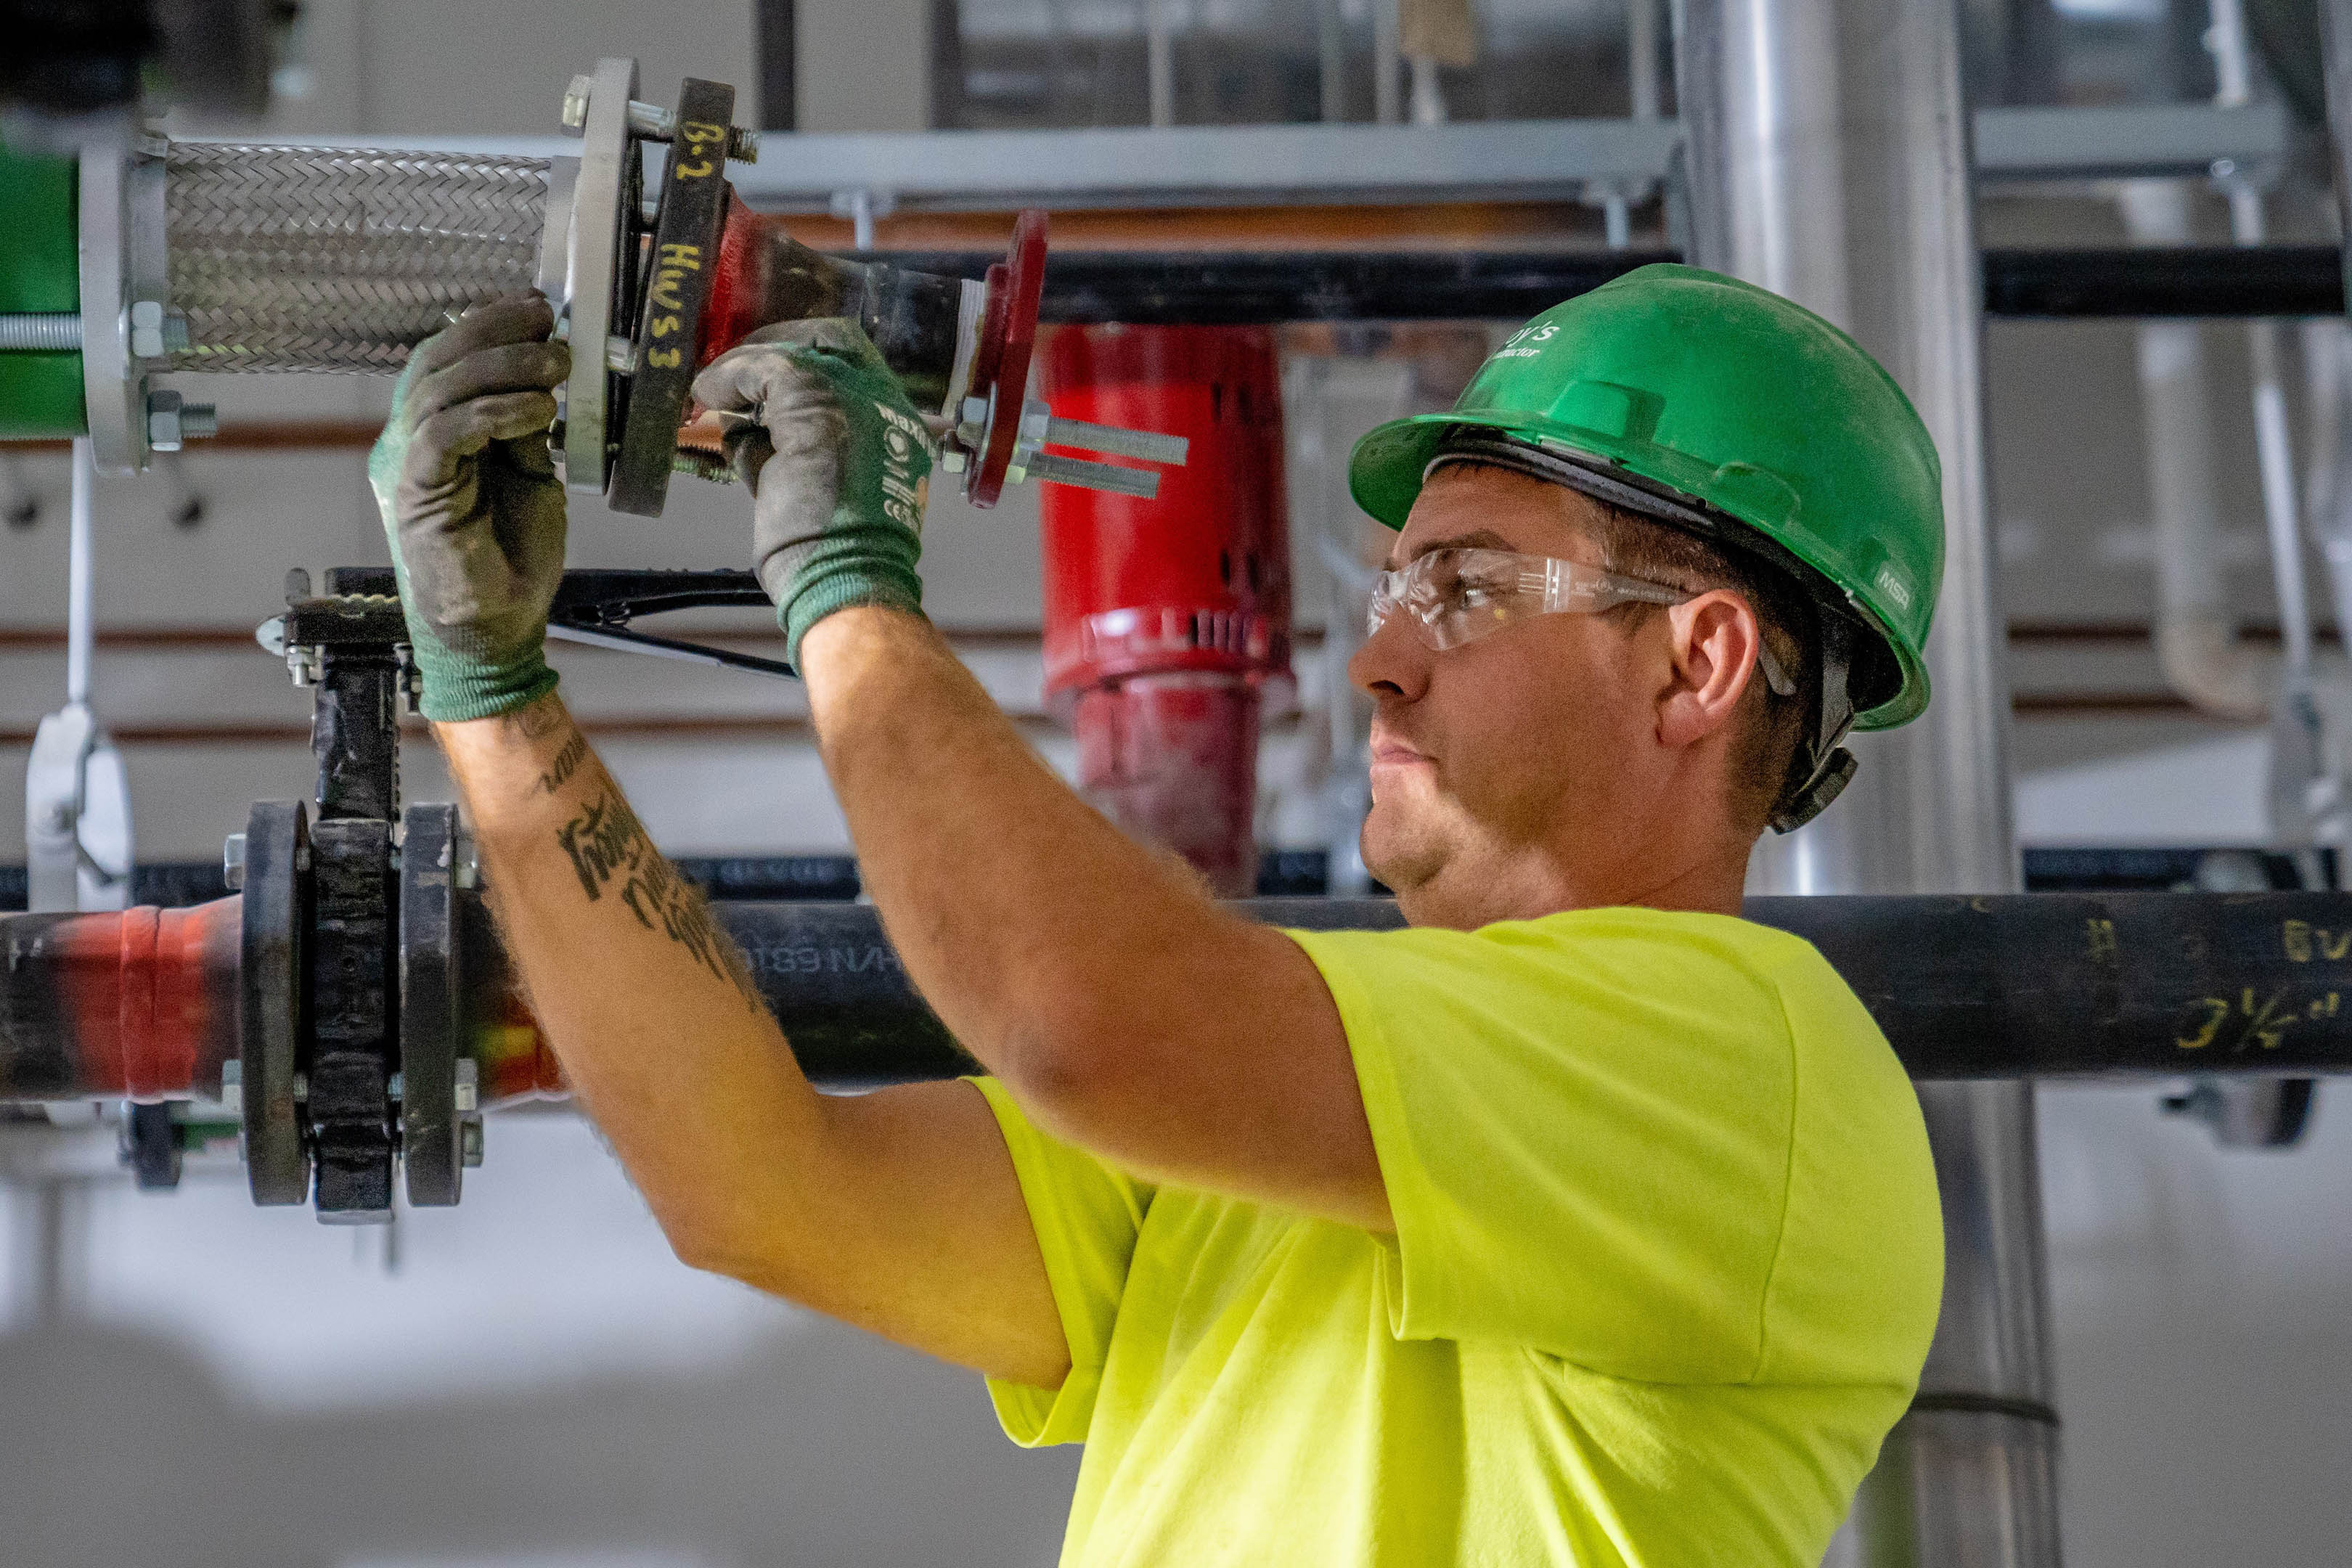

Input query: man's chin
[1358,809,1444,897]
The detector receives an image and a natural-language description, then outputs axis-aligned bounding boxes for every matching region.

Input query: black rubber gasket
[399,802,464,1206]
[240,799,309,1206]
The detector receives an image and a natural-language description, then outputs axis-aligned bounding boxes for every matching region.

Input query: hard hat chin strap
[1769,610,1858,835]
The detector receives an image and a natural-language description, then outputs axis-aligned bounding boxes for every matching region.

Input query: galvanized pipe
[1677,0,2059,1564]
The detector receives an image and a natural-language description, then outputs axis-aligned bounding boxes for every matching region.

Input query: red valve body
[1040,325,1293,895]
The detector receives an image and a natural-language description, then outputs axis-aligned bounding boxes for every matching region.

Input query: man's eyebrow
[1392,529,1516,568]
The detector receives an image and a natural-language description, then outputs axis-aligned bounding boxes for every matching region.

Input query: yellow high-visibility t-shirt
[975,906,1943,1567]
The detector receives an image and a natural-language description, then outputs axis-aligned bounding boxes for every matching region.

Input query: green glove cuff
[409,637,560,723]
[781,561,926,671]
[760,338,934,671]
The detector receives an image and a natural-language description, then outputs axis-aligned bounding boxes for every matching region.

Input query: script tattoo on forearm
[536,730,587,794]
[555,786,761,1009]
[502,700,565,740]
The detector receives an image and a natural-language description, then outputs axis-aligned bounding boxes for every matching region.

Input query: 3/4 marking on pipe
[2175,985,2332,1052]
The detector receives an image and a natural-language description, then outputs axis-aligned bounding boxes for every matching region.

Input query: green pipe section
[0,146,86,438]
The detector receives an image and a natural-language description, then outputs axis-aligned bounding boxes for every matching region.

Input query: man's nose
[1349,609,1429,701]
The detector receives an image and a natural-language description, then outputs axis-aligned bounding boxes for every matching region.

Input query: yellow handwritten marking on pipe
[2281,920,2352,963]
[660,244,701,271]
[2179,997,2229,1050]
[2086,918,2118,963]
[2177,987,2300,1050]
[2241,987,2297,1050]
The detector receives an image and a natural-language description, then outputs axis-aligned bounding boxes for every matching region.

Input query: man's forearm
[435,693,1071,1384]
[438,697,828,1257]
[799,608,1385,1225]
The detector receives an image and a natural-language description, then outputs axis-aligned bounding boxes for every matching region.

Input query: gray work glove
[367,293,571,722]
[689,318,931,671]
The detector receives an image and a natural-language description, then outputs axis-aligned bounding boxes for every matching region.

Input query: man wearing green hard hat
[377,263,1943,1565]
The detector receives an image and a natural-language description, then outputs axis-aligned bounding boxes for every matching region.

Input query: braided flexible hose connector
[165,142,553,373]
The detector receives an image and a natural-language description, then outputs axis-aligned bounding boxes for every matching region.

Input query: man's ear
[1656,590,1762,751]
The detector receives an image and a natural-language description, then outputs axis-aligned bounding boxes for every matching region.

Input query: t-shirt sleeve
[970,1076,1156,1445]
[1289,917,1799,1382]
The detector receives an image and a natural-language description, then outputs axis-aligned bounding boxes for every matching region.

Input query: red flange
[964,209,1049,508]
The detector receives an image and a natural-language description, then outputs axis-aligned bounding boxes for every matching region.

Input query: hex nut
[222,832,247,890]
[561,73,595,132]
[131,300,166,359]
[147,389,184,452]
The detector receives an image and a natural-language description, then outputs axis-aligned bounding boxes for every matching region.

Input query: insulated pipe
[1678,1,2059,1565]
[15,891,2352,1103]
[2118,181,2267,721]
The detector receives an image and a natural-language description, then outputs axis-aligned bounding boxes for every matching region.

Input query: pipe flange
[239,799,309,1205]
[610,76,738,517]
[561,56,640,497]
[399,802,465,1206]
[77,140,142,473]
[962,209,1049,509]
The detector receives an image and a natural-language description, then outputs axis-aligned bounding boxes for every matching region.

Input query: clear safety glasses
[1367,547,1797,695]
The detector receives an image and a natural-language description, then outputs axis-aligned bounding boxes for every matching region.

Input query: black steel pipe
[10,891,2352,1103]
[854,246,2347,323]
[717,893,2352,1081]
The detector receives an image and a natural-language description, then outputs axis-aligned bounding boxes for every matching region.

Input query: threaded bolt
[672,447,737,483]
[0,313,81,351]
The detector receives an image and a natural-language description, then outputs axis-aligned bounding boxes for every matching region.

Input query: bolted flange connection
[560,73,757,162]
[944,396,1190,499]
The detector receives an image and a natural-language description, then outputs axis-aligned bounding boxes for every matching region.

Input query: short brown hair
[1583,504,1818,836]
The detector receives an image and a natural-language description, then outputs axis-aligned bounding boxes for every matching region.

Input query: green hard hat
[1348,263,1943,730]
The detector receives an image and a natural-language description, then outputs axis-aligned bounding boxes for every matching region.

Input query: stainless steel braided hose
[164,142,553,374]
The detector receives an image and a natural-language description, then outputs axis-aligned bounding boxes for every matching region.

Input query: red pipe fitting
[1040,325,1292,895]
[24,899,240,1101]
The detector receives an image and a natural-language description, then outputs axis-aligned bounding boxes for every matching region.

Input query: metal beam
[177,102,2290,213]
